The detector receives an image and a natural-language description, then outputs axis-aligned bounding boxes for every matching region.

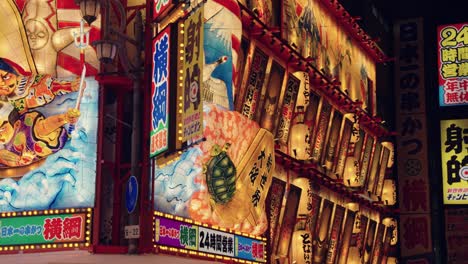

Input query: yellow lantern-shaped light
[343,156,362,188]
[291,230,313,264]
[289,106,311,160]
[293,177,311,216]
[381,179,396,206]
[382,217,398,246]
[346,202,359,212]
[381,141,394,168]
[346,246,361,264]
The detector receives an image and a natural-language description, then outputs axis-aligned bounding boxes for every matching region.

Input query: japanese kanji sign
[180,7,204,141]
[153,215,266,262]
[241,48,268,119]
[154,215,198,250]
[275,184,301,258]
[199,227,235,257]
[0,213,88,246]
[311,101,332,162]
[445,208,468,263]
[153,0,175,21]
[276,73,300,145]
[400,214,432,257]
[336,210,356,264]
[438,23,468,106]
[325,204,345,264]
[151,25,172,157]
[395,18,432,259]
[237,128,275,224]
[440,119,468,204]
[266,177,286,255]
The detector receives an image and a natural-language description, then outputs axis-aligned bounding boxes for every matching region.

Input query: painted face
[0,120,14,144]
[0,69,18,96]
[25,19,49,50]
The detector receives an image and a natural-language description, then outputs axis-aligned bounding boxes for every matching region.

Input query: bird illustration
[202,56,229,109]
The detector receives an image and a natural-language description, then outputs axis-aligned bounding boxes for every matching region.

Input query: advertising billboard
[153,0,176,21]
[440,119,468,204]
[154,104,275,236]
[0,209,91,247]
[438,23,468,106]
[281,0,376,112]
[154,214,266,262]
[0,0,99,213]
[180,7,204,142]
[151,26,172,157]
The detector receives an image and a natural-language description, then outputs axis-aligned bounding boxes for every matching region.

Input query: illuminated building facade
[0,0,411,263]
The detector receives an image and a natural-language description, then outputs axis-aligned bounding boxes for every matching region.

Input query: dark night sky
[373,0,468,24]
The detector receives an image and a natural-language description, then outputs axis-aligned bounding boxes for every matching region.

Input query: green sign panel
[0,213,86,246]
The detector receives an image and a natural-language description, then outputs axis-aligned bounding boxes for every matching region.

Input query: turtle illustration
[205,143,237,204]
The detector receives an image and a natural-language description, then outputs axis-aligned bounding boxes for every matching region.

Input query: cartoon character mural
[0,0,98,212]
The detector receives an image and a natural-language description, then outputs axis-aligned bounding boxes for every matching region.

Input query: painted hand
[66,108,81,124]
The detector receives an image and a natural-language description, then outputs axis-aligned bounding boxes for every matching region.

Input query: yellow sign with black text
[440,119,468,204]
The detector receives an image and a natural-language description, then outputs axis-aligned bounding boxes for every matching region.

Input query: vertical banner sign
[182,7,204,142]
[371,223,385,264]
[360,136,375,187]
[367,142,382,195]
[306,193,322,234]
[304,93,322,157]
[394,18,432,258]
[380,226,393,264]
[313,199,334,264]
[241,48,269,119]
[153,0,175,21]
[337,210,357,264]
[326,205,345,264]
[276,74,300,145]
[375,147,390,196]
[323,111,343,171]
[151,26,172,157]
[311,101,332,162]
[275,184,301,258]
[440,119,468,204]
[438,23,468,106]
[335,118,353,177]
[357,215,369,260]
[266,177,286,255]
[363,219,377,264]
[445,208,468,263]
[257,61,285,132]
[399,214,432,259]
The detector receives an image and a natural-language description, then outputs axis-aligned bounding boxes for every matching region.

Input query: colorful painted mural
[154,103,275,235]
[0,0,98,212]
[203,0,241,110]
[282,0,376,111]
